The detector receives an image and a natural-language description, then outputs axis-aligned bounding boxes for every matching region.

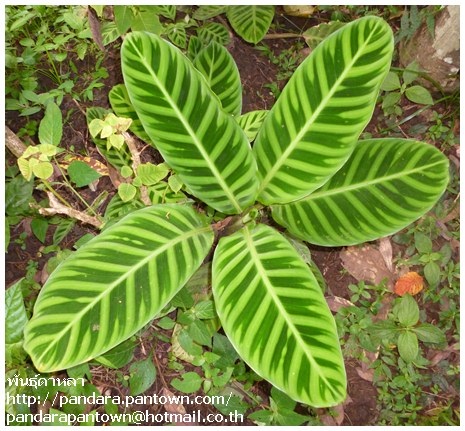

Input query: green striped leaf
[253,16,394,205]
[236,110,268,142]
[24,205,214,372]
[166,24,187,49]
[108,84,153,145]
[38,102,62,146]
[6,279,28,344]
[272,139,450,246]
[121,32,258,214]
[212,224,346,407]
[193,5,227,21]
[103,193,145,225]
[193,41,242,116]
[86,107,132,171]
[187,35,203,60]
[226,6,275,44]
[303,21,346,49]
[197,22,230,46]
[152,5,176,20]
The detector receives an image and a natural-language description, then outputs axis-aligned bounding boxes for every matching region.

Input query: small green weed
[255,41,305,99]
[5,5,106,117]
[380,62,434,118]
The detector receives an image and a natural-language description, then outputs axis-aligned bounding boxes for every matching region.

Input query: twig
[122,131,152,206]
[122,131,141,169]
[71,98,87,116]
[39,192,103,228]
[5,126,27,158]
[263,32,304,40]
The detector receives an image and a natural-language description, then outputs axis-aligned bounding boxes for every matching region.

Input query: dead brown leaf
[326,295,355,312]
[356,367,374,382]
[162,388,197,426]
[340,245,396,288]
[355,350,379,382]
[378,237,393,272]
[318,402,345,426]
[283,5,315,17]
[394,272,424,296]
[427,343,459,367]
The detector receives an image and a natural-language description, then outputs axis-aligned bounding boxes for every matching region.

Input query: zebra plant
[24,17,449,408]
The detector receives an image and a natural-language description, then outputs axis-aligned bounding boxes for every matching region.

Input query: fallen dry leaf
[340,245,396,288]
[60,155,109,176]
[318,402,345,426]
[326,296,355,312]
[283,5,315,17]
[356,367,374,382]
[394,272,424,296]
[427,343,459,367]
[378,237,393,272]
[356,350,379,382]
[162,388,197,426]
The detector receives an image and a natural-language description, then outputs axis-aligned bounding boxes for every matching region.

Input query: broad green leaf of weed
[66,362,92,381]
[5,279,29,344]
[414,232,433,253]
[31,218,48,243]
[96,337,137,369]
[405,85,433,105]
[381,71,401,91]
[193,300,216,319]
[397,331,419,363]
[248,409,273,425]
[187,319,213,347]
[118,183,137,202]
[212,333,239,369]
[137,162,169,186]
[424,261,441,287]
[412,323,446,346]
[68,160,101,187]
[213,393,249,416]
[171,371,202,394]
[395,295,420,327]
[38,102,62,146]
[129,358,157,396]
[157,316,176,330]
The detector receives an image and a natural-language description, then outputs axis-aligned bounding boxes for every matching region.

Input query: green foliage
[255,41,306,99]
[396,5,440,44]
[226,6,275,44]
[370,294,447,363]
[89,113,132,151]
[86,107,133,171]
[194,5,275,44]
[248,387,312,425]
[303,21,345,49]
[23,16,450,411]
[380,62,434,117]
[5,5,107,116]
[171,371,203,393]
[128,358,157,395]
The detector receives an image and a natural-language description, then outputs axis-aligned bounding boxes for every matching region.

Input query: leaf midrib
[133,36,243,214]
[257,24,378,196]
[292,160,446,202]
[243,225,338,397]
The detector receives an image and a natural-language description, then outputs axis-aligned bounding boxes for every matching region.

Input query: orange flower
[394,272,424,296]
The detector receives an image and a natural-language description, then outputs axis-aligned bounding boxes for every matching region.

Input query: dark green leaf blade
[272,139,449,246]
[24,205,214,372]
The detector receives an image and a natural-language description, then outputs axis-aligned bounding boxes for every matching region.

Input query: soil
[5,8,458,426]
